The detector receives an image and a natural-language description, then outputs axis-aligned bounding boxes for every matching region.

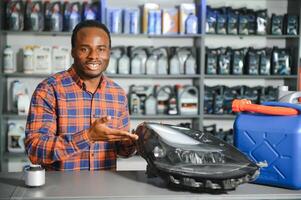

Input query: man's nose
[88,49,99,59]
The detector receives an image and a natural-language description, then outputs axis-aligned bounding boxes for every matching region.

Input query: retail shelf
[106,74,201,79]
[148,34,203,38]
[1,30,202,38]
[2,113,27,120]
[2,72,49,78]
[3,152,28,161]
[204,34,300,39]
[130,114,200,120]
[204,74,298,79]
[1,73,201,79]
[3,31,297,39]
[204,114,236,120]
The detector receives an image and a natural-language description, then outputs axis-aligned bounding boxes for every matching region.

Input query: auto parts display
[135,122,260,190]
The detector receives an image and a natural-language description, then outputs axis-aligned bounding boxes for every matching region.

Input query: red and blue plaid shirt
[25,67,135,171]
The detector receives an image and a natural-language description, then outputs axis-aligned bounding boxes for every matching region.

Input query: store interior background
[0,0,300,172]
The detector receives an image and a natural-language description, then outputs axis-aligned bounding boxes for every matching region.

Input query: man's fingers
[96,116,111,124]
[109,129,139,140]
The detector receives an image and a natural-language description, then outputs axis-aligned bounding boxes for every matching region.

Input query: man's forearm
[25,129,91,165]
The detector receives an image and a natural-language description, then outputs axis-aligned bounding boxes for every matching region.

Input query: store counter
[1,171,301,200]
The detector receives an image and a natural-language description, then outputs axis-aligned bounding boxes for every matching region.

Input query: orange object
[232,99,298,116]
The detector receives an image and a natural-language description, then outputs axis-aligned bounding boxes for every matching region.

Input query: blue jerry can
[234,102,301,189]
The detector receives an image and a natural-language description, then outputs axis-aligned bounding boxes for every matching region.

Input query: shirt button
[91,153,94,157]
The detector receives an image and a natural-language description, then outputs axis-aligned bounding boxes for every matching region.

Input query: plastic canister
[145,95,157,115]
[11,80,27,112]
[185,14,198,34]
[156,86,172,114]
[33,46,52,74]
[146,55,157,75]
[130,93,142,115]
[169,55,181,74]
[3,45,16,73]
[131,55,142,74]
[50,2,63,31]
[185,54,196,74]
[118,54,130,74]
[7,122,25,153]
[278,85,301,104]
[69,3,81,31]
[107,54,118,74]
[177,85,199,115]
[17,94,30,115]
[157,55,168,74]
[234,102,301,189]
[52,46,70,73]
[23,46,34,74]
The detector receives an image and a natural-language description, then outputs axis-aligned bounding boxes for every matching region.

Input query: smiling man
[25,20,138,171]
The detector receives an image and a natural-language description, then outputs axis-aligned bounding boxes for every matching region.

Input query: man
[25,20,138,171]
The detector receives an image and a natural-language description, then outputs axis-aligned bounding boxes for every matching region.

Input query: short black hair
[71,20,111,48]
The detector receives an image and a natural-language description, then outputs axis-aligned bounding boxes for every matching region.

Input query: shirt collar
[68,66,107,91]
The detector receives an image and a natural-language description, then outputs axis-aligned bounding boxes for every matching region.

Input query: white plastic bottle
[3,45,16,73]
[23,46,34,74]
[7,122,25,153]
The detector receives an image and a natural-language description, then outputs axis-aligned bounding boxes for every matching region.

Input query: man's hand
[88,116,138,142]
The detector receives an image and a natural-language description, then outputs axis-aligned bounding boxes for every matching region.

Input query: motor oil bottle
[50,2,63,31]
[156,85,172,114]
[6,1,24,31]
[169,54,181,74]
[11,80,27,112]
[131,55,142,74]
[177,85,198,115]
[118,53,130,74]
[157,54,168,74]
[278,85,301,104]
[168,86,178,115]
[3,45,16,73]
[213,85,224,114]
[146,54,157,75]
[23,45,34,74]
[106,54,117,74]
[7,122,25,153]
[63,1,81,32]
[129,93,141,115]
[204,85,214,114]
[52,46,70,73]
[185,54,196,74]
[145,94,157,115]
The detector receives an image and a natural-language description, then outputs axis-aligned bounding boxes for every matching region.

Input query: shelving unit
[0,0,300,172]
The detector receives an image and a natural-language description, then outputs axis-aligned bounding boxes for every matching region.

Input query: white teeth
[87,63,98,70]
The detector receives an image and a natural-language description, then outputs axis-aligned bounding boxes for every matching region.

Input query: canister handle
[232,99,299,115]
[262,101,301,113]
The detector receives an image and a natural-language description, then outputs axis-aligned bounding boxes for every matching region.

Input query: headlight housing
[135,122,259,190]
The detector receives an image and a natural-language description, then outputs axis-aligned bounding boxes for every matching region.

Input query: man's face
[72,27,110,80]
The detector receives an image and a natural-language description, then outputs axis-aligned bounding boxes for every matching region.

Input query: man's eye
[81,48,88,52]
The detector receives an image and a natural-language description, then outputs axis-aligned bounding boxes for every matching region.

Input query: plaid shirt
[25,67,135,171]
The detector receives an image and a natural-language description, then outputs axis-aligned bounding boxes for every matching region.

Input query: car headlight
[135,122,260,190]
